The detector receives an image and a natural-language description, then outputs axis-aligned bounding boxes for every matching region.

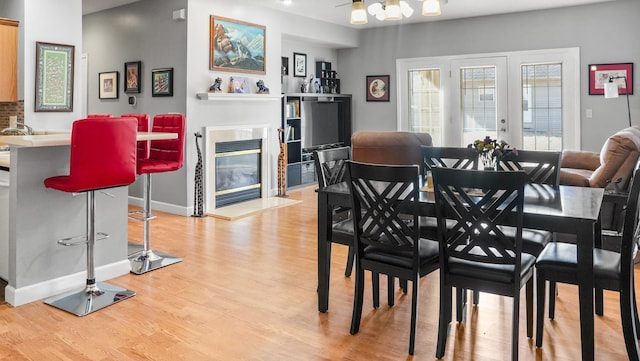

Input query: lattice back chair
[347,161,439,355]
[535,166,640,360]
[420,145,478,176]
[497,149,562,186]
[432,167,533,361]
[313,147,354,276]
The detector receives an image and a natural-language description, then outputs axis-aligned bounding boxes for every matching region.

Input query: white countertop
[0,132,177,148]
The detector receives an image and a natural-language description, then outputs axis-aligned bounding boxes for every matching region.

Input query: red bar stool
[43,117,138,316]
[128,113,185,274]
[121,113,150,161]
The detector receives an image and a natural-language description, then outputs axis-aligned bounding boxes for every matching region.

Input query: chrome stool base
[128,249,182,275]
[44,282,136,317]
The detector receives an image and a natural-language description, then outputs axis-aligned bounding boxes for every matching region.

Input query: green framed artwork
[210,15,266,74]
[151,67,173,97]
[35,42,75,112]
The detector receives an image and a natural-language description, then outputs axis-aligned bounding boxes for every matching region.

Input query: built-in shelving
[196,93,282,101]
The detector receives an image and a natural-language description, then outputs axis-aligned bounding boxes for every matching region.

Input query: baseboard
[4,260,131,307]
[128,196,191,216]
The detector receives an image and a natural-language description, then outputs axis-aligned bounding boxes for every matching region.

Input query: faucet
[1,121,33,136]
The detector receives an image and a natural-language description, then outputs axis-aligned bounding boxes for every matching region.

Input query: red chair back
[122,113,150,160]
[45,117,137,193]
[137,114,185,174]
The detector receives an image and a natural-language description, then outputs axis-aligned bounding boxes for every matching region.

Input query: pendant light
[423,0,447,16]
[350,0,368,24]
[384,0,402,21]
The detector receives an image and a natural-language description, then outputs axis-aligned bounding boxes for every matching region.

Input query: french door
[397,48,580,150]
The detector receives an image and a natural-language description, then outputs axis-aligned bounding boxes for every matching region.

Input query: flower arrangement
[468,136,517,169]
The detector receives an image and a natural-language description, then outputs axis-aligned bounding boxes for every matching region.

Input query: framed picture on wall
[34,42,75,112]
[281,56,289,76]
[151,67,173,97]
[124,61,141,93]
[588,62,634,95]
[210,16,266,74]
[293,52,306,77]
[98,71,119,99]
[366,75,390,102]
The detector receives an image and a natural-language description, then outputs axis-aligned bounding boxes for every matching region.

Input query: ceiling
[83,0,616,28]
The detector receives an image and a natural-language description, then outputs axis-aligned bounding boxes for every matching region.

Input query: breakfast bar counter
[0,132,176,306]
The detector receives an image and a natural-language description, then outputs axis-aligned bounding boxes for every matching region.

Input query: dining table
[317,180,604,361]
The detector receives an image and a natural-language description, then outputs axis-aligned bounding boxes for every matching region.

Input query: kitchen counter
[0,131,178,306]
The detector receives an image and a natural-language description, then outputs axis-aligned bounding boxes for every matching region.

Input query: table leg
[577,220,595,361]
[318,190,332,313]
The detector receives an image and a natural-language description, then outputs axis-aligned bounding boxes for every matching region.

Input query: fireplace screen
[215,139,262,207]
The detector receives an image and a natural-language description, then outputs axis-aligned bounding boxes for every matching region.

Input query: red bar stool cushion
[122,113,150,160]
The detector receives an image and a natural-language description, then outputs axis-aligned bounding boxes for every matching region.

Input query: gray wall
[83,0,188,205]
[338,0,640,152]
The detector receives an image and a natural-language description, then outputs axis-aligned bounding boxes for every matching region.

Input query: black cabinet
[315,61,340,94]
[281,93,352,189]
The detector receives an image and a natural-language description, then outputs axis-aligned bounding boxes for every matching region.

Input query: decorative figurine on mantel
[209,77,222,93]
[256,80,270,94]
[228,76,234,93]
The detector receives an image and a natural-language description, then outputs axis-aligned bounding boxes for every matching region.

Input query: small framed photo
[151,67,173,97]
[281,56,289,76]
[589,63,634,95]
[366,75,390,102]
[293,52,306,77]
[98,71,119,99]
[124,61,141,94]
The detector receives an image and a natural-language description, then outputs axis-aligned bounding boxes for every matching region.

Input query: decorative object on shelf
[589,63,634,96]
[277,127,288,197]
[468,136,517,170]
[151,67,173,97]
[98,71,119,99]
[210,16,266,74]
[256,80,270,94]
[124,61,141,94]
[366,75,390,102]
[293,52,307,77]
[35,41,74,112]
[209,77,223,93]
[192,132,207,218]
[229,76,250,93]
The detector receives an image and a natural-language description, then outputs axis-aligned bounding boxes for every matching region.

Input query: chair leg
[344,246,355,277]
[536,270,546,348]
[45,191,135,316]
[456,287,466,322]
[526,278,533,338]
[350,267,365,335]
[511,287,521,361]
[409,277,419,355]
[620,275,640,361]
[372,272,380,309]
[400,279,408,294]
[473,290,480,305]
[634,284,640,339]
[388,276,395,307]
[436,285,452,358]
[595,287,604,316]
[548,280,556,320]
[128,173,182,274]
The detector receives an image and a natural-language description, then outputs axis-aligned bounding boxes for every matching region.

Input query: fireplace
[205,125,271,212]
[215,139,262,207]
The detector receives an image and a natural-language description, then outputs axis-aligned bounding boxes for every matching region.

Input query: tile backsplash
[0,100,24,129]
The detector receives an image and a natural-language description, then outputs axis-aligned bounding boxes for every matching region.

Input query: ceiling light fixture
[423,0,447,16]
[350,0,368,24]
[366,0,414,22]
[280,0,292,5]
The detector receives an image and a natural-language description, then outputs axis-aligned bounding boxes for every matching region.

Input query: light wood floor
[0,186,637,360]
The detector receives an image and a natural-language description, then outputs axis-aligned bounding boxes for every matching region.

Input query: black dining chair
[432,167,533,361]
[314,147,395,308]
[497,149,562,185]
[347,161,439,355]
[534,166,640,360]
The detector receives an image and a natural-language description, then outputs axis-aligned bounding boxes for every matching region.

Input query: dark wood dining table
[317,181,604,361]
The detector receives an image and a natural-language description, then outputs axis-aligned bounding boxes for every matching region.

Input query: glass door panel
[408,69,442,144]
